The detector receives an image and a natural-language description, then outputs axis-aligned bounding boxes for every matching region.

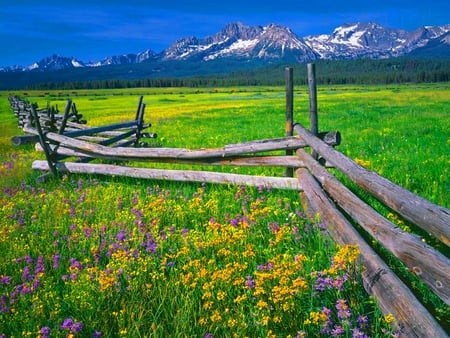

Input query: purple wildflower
[92,331,102,338]
[314,276,333,291]
[332,325,345,336]
[83,227,94,238]
[32,278,41,290]
[131,191,139,205]
[268,222,280,233]
[357,315,368,329]
[230,218,239,227]
[336,299,352,321]
[0,295,11,313]
[60,318,83,333]
[52,254,60,269]
[39,326,51,338]
[0,276,11,285]
[181,228,189,237]
[35,255,45,275]
[22,266,33,281]
[60,318,74,330]
[204,333,213,338]
[245,275,255,289]
[116,230,126,242]
[23,255,33,264]
[352,328,369,338]
[257,262,274,271]
[332,275,349,291]
[72,321,83,333]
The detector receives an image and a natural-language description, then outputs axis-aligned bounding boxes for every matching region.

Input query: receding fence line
[9,65,450,337]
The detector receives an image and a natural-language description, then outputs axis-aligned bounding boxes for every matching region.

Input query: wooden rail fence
[10,65,450,337]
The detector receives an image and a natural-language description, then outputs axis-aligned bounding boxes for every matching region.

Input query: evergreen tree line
[16,57,450,90]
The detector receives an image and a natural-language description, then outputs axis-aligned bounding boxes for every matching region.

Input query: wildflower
[0,294,10,310]
[268,221,280,233]
[210,310,222,322]
[204,333,213,338]
[39,326,51,338]
[60,318,83,333]
[72,321,83,333]
[384,313,395,324]
[0,276,11,285]
[116,230,127,242]
[336,299,352,321]
[332,274,349,291]
[69,258,82,271]
[22,266,33,281]
[245,275,255,289]
[331,325,345,336]
[357,315,368,329]
[35,255,45,276]
[351,328,369,338]
[92,331,102,338]
[60,318,74,330]
[52,254,60,269]
[24,255,33,264]
[314,275,333,291]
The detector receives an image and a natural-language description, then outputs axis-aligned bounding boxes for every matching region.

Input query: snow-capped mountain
[1,22,449,72]
[304,23,411,59]
[89,49,157,67]
[162,22,319,62]
[26,54,87,71]
[407,30,450,57]
[303,22,450,59]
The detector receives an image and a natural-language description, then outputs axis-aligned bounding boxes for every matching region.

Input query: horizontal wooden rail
[34,143,321,168]
[25,131,310,161]
[32,160,303,190]
[293,123,450,247]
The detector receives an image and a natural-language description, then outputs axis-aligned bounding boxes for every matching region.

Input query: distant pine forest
[3,57,450,90]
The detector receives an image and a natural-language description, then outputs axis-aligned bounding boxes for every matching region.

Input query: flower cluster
[0,178,399,337]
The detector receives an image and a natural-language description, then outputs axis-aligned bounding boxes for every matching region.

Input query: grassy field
[0,83,448,337]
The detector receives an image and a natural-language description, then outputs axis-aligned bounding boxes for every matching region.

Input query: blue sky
[1,0,449,67]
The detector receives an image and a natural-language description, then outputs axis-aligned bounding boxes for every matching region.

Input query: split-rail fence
[10,65,450,337]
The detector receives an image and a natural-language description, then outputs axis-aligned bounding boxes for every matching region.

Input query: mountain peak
[1,21,449,73]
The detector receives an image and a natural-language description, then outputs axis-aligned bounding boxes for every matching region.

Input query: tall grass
[0,83,448,336]
[0,175,396,337]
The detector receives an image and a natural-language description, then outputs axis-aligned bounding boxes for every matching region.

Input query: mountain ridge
[1,21,449,73]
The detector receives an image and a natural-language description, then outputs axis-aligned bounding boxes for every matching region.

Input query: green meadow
[0,83,448,337]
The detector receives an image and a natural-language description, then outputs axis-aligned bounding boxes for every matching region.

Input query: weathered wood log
[293,123,450,246]
[32,160,303,190]
[297,149,450,305]
[296,168,447,337]
[35,142,311,167]
[11,134,39,146]
[58,121,145,138]
[285,67,294,177]
[26,131,310,161]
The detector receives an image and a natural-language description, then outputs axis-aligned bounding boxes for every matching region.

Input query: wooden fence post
[307,63,318,159]
[285,67,294,177]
